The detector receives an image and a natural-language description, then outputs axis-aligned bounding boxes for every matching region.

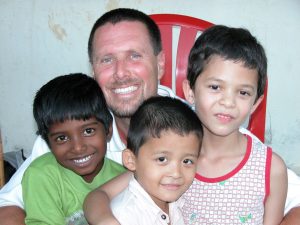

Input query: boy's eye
[183,159,194,165]
[55,135,68,143]
[84,128,95,136]
[156,157,167,163]
[240,90,251,96]
[209,84,220,90]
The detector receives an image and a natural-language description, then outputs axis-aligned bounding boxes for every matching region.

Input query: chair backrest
[150,14,268,142]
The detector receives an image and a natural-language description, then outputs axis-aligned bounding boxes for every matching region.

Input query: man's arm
[84,171,132,225]
[0,206,26,225]
[281,206,300,225]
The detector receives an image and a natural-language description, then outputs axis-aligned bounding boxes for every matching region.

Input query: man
[0,8,168,224]
[0,8,299,225]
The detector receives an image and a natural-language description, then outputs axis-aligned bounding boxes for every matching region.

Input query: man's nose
[114,58,128,79]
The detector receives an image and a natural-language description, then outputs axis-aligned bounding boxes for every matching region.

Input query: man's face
[91,21,165,118]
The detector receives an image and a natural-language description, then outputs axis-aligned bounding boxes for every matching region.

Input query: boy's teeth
[74,155,92,164]
[114,86,137,94]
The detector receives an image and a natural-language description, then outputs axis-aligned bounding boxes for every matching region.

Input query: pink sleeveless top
[183,135,272,224]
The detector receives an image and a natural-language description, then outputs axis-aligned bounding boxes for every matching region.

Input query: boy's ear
[250,95,264,114]
[182,79,195,104]
[122,149,136,171]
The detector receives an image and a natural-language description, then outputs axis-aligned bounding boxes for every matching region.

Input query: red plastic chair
[150,14,268,142]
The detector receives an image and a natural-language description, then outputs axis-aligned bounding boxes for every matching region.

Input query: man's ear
[250,95,264,114]
[157,51,165,80]
[91,66,96,78]
[182,79,195,105]
[122,149,136,171]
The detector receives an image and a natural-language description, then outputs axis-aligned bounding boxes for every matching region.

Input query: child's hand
[95,217,120,225]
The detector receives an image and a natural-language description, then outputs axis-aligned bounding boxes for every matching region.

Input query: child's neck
[82,159,104,183]
[202,130,245,156]
[197,129,247,177]
[160,203,169,216]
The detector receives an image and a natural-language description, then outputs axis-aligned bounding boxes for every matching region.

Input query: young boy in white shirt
[109,96,203,225]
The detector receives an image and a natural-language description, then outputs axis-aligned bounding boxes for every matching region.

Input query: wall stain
[105,0,120,11]
[105,0,144,11]
[48,15,67,41]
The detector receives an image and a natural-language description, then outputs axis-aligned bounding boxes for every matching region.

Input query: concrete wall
[0,0,299,174]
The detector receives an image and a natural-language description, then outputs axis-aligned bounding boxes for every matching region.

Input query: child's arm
[263,152,288,225]
[84,171,132,225]
[280,206,300,225]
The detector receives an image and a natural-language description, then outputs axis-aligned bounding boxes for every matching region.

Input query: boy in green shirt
[22,73,125,225]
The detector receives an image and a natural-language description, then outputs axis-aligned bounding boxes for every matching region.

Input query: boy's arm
[0,206,25,225]
[22,165,66,224]
[280,168,300,224]
[84,171,132,225]
[263,152,288,225]
[280,206,300,225]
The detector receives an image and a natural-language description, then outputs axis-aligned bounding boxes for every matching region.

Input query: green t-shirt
[22,152,126,225]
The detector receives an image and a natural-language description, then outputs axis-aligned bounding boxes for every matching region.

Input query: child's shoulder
[29,152,56,168]
[23,152,61,184]
[103,157,127,173]
[239,127,270,148]
[271,152,287,175]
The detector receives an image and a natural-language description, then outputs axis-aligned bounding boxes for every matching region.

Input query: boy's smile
[48,118,109,182]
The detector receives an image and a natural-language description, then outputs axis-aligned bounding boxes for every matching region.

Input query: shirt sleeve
[0,136,50,208]
[22,162,65,225]
[112,207,141,225]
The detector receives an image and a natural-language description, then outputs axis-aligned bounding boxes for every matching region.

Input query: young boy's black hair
[187,25,267,101]
[33,73,112,145]
[127,96,203,155]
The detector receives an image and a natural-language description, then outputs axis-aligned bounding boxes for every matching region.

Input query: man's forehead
[96,20,149,38]
[93,21,153,55]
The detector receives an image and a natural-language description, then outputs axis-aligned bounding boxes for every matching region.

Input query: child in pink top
[182,25,287,224]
